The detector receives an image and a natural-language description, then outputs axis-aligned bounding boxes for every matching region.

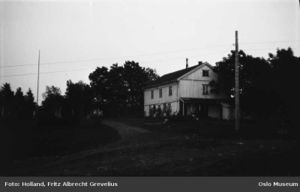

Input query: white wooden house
[144,61,233,119]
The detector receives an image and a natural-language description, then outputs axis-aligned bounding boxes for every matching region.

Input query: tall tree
[0,83,15,119]
[268,48,300,133]
[24,89,36,119]
[216,48,300,136]
[14,87,25,119]
[89,66,110,114]
[123,61,158,115]
[107,63,127,115]
[41,86,64,121]
[65,80,93,121]
[89,61,158,116]
[215,50,274,118]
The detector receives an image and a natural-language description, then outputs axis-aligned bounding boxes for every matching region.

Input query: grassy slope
[0,120,120,175]
[2,118,300,176]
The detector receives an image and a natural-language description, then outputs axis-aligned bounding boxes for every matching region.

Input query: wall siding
[170,101,180,115]
[179,65,222,99]
[144,105,149,116]
[144,83,178,106]
[184,65,216,81]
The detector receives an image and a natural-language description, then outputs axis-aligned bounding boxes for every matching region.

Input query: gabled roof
[144,63,215,89]
[144,64,201,89]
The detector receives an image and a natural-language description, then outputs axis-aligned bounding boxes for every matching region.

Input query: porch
[179,98,226,119]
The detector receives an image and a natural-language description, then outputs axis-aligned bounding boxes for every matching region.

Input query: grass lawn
[0,119,120,175]
[2,118,299,176]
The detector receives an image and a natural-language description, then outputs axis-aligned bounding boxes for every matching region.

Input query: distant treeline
[0,61,158,124]
[1,49,299,132]
[0,84,36,121]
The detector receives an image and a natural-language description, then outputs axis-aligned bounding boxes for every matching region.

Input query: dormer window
[202,70,209,77]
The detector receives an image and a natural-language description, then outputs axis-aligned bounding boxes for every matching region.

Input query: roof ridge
[161,64,199,77]
[144,64,203,89]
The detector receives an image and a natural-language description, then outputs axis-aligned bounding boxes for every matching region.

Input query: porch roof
[180,98,225,104]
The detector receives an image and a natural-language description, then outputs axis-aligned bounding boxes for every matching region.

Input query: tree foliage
[215,47,300,134]
[89,61,159,116]
[0,83,36,120]
[34,60,158,123]
[39,86,64,122]
[215,50,275,117]
[65,80,94,121]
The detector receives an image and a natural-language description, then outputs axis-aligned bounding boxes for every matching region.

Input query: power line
[1,40,299,69]
[2,46,300,79]
[0,56,118,69]
[0,46,230,69]
[240,40,300,45]
[1,67,93,78]
[244,46,300,52]
[1,48,233,78]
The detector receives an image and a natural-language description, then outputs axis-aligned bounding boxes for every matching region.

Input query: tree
[25,89,35,104]
[106,63,127,115]
[0,84,36,120]
[89,66,110,115]
[89,61,159,117]
[40,86,64,121]
[0,83,15,119]
[24,89,36,119]
[123,61,159,115]
[65,80,93,121]
[14,87,25,119]
[215,48,300,136]
[215,50,274,118]
[268,48,300,134]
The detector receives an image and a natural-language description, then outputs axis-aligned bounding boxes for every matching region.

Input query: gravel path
[101,119,150,139]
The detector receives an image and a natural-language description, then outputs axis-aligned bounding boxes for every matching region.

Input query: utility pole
[37,50,40,106]
[235,31,240,131]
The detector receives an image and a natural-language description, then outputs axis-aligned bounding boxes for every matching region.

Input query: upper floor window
[159,88,162,98]
[202,70,209,77]
[169,86,172,96]
[151,90,154,99]
[203,84,209,95]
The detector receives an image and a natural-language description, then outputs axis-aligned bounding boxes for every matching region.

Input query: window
[151,90,154,99]
[203,84,209,95]
[159,88,162,98]
[169,86,172,96]
[202,70,209,77]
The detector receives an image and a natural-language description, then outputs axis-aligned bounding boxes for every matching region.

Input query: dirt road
[101,119,150,139]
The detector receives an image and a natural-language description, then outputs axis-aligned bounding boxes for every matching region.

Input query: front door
[199,104,208,117]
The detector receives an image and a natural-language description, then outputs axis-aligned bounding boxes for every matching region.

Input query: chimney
[186,58,189,68]
[198,61,203,65]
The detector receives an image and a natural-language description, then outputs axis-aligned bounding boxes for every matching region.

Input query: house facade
[144,62,232,119]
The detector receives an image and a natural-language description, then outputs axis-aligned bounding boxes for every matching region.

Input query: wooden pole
[37,50,40,106]
[235,31,240,131]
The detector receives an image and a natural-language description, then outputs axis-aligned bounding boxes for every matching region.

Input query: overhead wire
[1,40,299,78]
[1,39,299,69]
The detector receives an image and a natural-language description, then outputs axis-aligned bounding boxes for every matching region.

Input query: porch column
[182,100,185,116]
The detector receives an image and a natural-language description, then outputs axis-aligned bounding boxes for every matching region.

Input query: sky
[0,0,299,104]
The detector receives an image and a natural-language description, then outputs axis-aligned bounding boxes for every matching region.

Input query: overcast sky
[0,0,299,104]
